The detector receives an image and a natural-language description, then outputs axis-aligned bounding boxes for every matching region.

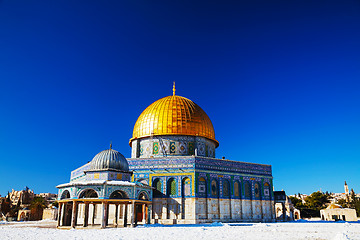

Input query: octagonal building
[127,85,275,224]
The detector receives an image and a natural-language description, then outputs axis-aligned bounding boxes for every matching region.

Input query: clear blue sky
[1,1,359,197]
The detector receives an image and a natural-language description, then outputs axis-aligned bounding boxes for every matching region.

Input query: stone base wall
[152,197,196,221]
[152,197,274,224]
[42,208,58,220]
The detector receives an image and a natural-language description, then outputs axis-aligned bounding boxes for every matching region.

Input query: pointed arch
[153,178,162,197]
[109,190,128,199]
[167,178,177,197]
[182,177,191,197]
[254,182,261,200]
[211,179,219,197]
[60,190,70,200]
[79,189,98,199]
[234,181,241,199]
[222,179,230,198]
[244,182,252,199]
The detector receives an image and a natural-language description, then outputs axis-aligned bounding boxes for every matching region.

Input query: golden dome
[130,94,218,147]
[326,203,342,209]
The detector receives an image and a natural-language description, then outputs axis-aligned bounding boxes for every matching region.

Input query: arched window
[109,190,128,199]
[223,179,230,198]
[211,179,218,197]
[254,182,261,199]
[244,182,252,199]
[234,181,240,198]
[60,190,70,199]
[167,178,177,197]
[182,177,191,197]
[153,178,162,197]
[79,189,98,198]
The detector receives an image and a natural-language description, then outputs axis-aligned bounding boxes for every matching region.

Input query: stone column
[105,202,109,226]
[282,203,286,221]
[92,203,96,225]
[57,202,62,227]
[114,204,119,227]
[229,198,232,220]
[162,198,167,219]
[250,200,254,220]
[101,202,107,229]
[83,203,89,227]
[124,204,128,227]
[60,202,66,226]
[71,201,78,228]
[147,204,152,224]
[239,199,242,220]
[130,201,135,227]
[142,204,146,224]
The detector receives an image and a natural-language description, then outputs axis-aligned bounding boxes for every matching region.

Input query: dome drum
[131,135,216,158]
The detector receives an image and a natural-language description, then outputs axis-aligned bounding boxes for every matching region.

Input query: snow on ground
[1,220,360,240]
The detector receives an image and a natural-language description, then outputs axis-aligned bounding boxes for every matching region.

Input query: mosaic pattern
[58,183,152,201]
[198,177,207,196]
[188,142,194,155]
[153,142,159,155]
[70,163,91,182]
[85,171,131,181]
[128,156,272,176]
[132,136,216,158]
[170,141,176,153]
[106,186,133,199]
[128,155,274,201]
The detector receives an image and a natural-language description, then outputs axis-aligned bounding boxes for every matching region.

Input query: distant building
[36,193,57,204]
[320,203,357,221]
[7,187,34,207]
[274,191,300,221]
[17,207,31,221]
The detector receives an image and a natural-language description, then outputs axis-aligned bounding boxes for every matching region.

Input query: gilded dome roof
[326,203,343,209]
[130,94,218,146]
[89,147,129,172]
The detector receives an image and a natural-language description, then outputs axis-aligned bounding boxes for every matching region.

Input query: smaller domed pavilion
[56,145,152,229]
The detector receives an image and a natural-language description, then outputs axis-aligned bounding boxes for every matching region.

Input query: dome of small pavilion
[89,145,129,172]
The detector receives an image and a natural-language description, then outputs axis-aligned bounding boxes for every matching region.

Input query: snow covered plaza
[1,220,360,240]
